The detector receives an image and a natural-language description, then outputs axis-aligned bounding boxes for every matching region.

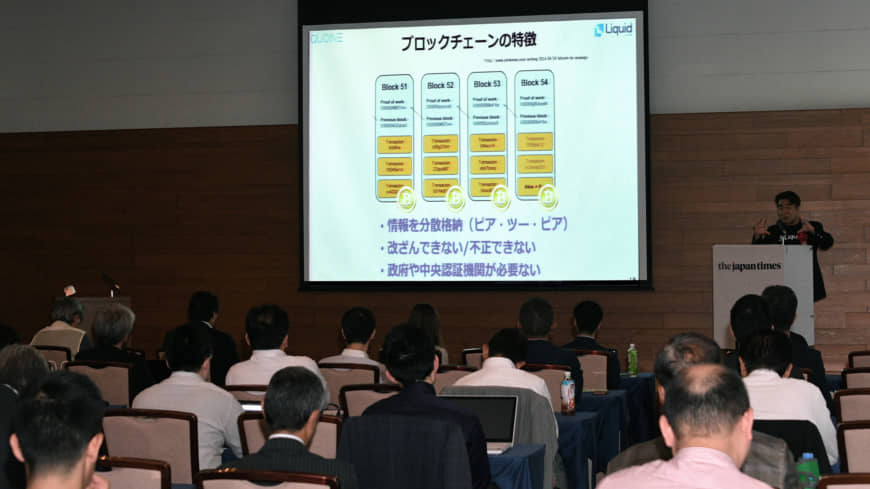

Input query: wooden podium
[712,245,814,348]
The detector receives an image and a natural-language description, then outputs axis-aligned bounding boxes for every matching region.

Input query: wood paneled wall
[2,108,869,371]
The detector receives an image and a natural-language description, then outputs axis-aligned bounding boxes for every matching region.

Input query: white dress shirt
[320,348,387,383]
[452,356,554,410]
[743,368,838,466]
[225,349,324,386]
[132,371,243,469]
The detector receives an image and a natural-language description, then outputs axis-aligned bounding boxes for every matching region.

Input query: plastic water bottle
[560,371,575,416]
[627,343,638,376]
[796,452,820,489]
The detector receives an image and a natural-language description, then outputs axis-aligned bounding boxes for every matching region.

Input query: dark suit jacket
[787,332,832,411]
[606,432,799,489]
[221,437,358,489]
[526,340,584,392]
[362,382,490,489]
[76,345,155,398]
[196,322,239,388]
[562,336,620,389]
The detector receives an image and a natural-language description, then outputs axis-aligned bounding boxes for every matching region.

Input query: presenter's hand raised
[800,217,815,234]
[753,218,770,238]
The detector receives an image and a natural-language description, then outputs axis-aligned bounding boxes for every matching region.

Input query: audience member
[221,366,358,488]
[0,345,51,489]
[562,300,621,389]
[600,364,772,489]
[408,303,449,364]
[319,307,386,382]
[607,333,797,489]
[363,323,491,489]
[762,285,831,408]
[75,303,155,397]
[453,328,553,409]
[31,297,92,357]
[0,324,21,350]
[518,297,583,390]
[10,371,107,489]
[188,291,238,387]
[226,304,323,386]
[739,330,837,467]
[725,294,771,372]
[133,322,243,469]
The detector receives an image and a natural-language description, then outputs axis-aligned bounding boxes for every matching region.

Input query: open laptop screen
[440,395,518,443]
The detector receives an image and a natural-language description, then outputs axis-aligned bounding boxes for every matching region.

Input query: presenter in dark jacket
[519,297,583,391]
[752,190,834,301]
[220,366,358,489]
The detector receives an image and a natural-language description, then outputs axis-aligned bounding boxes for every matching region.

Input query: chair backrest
[569,349,609,391]
[319,363,380,408]
[835,389,870,423]
[66,360,132,406]
[818,473,870,488]
[237,412,342,460]
[33,345,71,370]
[843,368,870,389]
[196,469,339,489]
[839,421,870,473]
[338,383,401,417]
[96,456,171,489]
[434,365,476,394]
[522,363,570,411]
[338,414,471,489]
[441,384,558,488]
[32,329,85,356]
[311,415,343,459]
[103,408,199,484]
[238,411,269,456]
[849,351,870,368]
[461,348,483,369]
[753,419,831,474]
[224,385,268,402]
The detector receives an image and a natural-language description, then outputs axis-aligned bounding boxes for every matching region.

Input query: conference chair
[318,363,380,410]
[195,470,340,489]
[522,363,571,412]
[434,365,476,394]
[461,347,483,369]
[569,349,609,391]
[65,360,133,407]
[338,414,471,489]
[842,368,870,389]
[310,415,343,459]
[849,351,870,368]
[753,419,831,474]
[224,385,268,402]
[338,383,401,417]
[103,408,199,485]
[33,344,71,371]
[838,421,870,473]
[96,455,171,489]
[818,474,870,488]
[835,388,870,423]
[238,411,269,456]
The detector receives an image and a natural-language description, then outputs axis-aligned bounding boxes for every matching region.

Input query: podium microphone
[102,273,121,298]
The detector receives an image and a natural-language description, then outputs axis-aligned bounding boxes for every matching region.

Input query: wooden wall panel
[2,108,870,373]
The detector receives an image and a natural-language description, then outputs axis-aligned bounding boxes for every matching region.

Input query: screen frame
[298,0,651,292]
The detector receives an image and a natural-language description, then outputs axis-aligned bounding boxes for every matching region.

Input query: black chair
[753,419,831,474]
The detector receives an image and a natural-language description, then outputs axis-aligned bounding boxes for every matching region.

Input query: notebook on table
[440,394,518,455]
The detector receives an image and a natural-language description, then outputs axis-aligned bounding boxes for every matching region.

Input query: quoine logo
[595,23,633,37]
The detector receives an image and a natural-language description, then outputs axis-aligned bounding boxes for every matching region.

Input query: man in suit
[607,333,798,489]
[562,300,620,389]
[363,323,492,489]
[518,297,583,391]
[221,366,358,489]
[188,291,238,387]
[762,285,831,410]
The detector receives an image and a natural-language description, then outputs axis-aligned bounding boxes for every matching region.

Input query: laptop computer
[239,400,262,412]
[440,394,518,455]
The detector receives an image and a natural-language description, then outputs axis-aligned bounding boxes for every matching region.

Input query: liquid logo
[594,23,633,37]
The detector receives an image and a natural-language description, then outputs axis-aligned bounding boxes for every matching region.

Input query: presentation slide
[302,12,647,285]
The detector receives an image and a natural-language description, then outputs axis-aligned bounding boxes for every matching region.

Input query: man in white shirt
[133,323,243,470]
[453,328,552,409]
[739,330,838,467]
[225,304,323,386]
[319,307,386,382]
